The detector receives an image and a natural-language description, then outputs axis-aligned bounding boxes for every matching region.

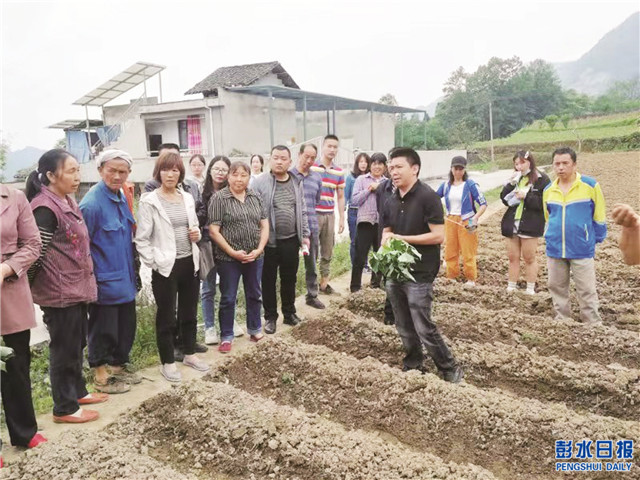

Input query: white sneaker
[464,281,476,287]
[233,321,245,337]
[183,355,210,372]
[205,327,219,345]
[524,289,536,296]
[506,286,516,293]
[160,364,182,383]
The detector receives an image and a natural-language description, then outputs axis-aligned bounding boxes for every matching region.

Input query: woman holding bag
[500,150,550,295]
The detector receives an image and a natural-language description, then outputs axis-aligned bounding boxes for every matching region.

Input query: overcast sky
[1,0,638,151]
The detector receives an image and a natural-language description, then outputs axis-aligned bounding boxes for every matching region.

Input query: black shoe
[194,342,208,353]
[350,286,361,293]
[402,364,426,374]
[383,317,395,326]
[283,314,302,326]
[442,366,464,384]
[174,348,185,363]
[264,319,277,334]
[305,297,326,309]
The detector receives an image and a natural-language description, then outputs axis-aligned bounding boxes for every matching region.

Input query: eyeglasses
[212,168,229,174]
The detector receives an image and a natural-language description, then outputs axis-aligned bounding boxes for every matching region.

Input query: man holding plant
[380,148,463,383]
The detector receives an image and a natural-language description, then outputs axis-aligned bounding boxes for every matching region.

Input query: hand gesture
[368,182,379,192]
[188,226,200,243]
[612,204,640,229]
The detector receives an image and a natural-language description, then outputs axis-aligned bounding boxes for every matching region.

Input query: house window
[178,120,188,150]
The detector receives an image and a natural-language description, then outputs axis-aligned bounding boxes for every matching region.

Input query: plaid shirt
[290,167,322,235]
[350,173,385,225]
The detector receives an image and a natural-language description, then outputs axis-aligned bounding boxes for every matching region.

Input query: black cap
[451,156,467,167]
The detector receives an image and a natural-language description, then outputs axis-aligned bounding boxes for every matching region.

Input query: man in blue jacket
[80,149,140,393]
[543,147,607,325]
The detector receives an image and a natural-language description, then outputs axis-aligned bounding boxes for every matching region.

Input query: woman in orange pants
[436,156,487,285]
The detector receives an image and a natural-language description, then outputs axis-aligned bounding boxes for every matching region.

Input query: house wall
[217,90,296,156]
[296,110,396,156]
[102,103,148,160]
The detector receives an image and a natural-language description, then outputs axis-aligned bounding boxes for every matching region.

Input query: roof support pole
[424,112,428,149]
[326,110,330,135]
[370,108,374,150]
[400,113,404,146]
[268,88,275,149]
[158,71,163,103]
[85,105,92,158]
[332,101,336,135]
[303,94,308,141]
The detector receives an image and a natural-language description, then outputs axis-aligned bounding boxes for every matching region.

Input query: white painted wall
[296,110,395,156]
[217,90,296,156]
[417,150,467,180]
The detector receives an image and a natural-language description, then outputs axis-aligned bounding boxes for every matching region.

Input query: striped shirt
[159,196,192,259]
[274,177,297,240]
[209,187,266,262]
[311,161,345,214]
[290,167,322,235]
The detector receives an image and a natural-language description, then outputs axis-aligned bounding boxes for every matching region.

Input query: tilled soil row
[471,214,640,330]
[347,289,640,369]
[293,310,640,420]
[219,337,640,480]
[109,380,497,480]
[3,431,198,480]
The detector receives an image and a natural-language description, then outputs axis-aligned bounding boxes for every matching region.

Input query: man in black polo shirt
[381,148,463,383]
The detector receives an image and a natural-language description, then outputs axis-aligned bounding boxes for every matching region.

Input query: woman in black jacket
[500,151,550,295]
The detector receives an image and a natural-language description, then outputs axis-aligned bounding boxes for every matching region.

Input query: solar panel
[72,61,165,106]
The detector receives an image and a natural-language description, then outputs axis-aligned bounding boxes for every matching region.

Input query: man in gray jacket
[252,145,310,334]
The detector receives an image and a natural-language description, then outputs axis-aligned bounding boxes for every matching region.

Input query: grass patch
[483,186,503,204]
[473,111,640,148]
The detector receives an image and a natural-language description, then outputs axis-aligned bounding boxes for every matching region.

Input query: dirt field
[5,151,640,479]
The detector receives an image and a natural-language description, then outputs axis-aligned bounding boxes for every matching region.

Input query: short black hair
[323,134,339,144]
[299,143,318,154]
[159,143,180,153]
[271,145,291,157]
[389,147,421,173]
[370,152,387,165]
[552,147,577,163]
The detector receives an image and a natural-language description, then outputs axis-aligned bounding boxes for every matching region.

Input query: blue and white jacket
[436,179,487,221]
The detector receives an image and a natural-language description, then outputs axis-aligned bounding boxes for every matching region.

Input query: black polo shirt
[382,179,444,283]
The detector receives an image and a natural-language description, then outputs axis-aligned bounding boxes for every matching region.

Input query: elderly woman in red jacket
[1,184,47,449]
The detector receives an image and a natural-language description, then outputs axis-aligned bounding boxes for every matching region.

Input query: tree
[436,57,564,141]
[560,114,572,129]
[378,93,398,106]
[545,115,559,130]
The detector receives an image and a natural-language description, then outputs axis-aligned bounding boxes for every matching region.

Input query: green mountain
[554,12,639,95]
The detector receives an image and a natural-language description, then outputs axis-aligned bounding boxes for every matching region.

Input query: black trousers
[151,256,199,364]
[42,304,90,417]
[350,222,382,292]
[1,329,38,446]
[262,236,300,321]
[88,301,137,368]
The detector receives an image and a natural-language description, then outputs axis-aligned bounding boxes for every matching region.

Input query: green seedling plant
[370,238,421,282]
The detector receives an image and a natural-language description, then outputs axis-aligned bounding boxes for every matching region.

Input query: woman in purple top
[349,152,387,292]
[26,149,103,424]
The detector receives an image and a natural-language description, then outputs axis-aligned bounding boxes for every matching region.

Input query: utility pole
[489,101,495,163]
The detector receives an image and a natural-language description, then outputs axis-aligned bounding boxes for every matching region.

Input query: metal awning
[48,119,104,130]
[226,85,424,114]
[226,85,425,150]
[73,61,166,106]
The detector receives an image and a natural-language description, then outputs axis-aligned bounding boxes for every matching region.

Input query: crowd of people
[1,136,638,453]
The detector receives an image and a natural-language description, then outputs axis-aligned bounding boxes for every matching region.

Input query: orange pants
[444,215,479,281]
